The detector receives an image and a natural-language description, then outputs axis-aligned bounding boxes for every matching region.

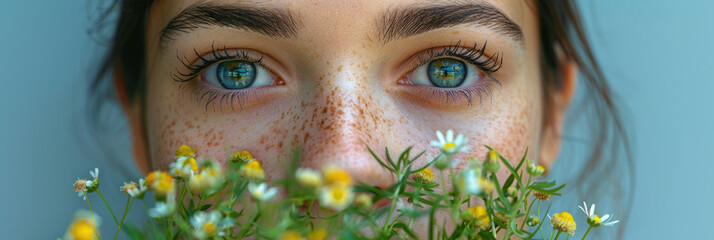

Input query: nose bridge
[297,60,395,187]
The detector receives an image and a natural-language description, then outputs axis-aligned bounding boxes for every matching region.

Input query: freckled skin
[138,0,547,235]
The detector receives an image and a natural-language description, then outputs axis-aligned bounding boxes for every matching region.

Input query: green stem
[554,230,562,240]
[84,192,102,240]
[581,225,593,240]
[383,182,403,231]
[113,196,133,240]
[520,196,536,230]
[96,190,119,226]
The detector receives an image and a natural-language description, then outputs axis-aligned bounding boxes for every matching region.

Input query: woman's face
[127,0,569,227]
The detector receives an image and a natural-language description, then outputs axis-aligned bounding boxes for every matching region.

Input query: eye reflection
[427,58,467,88]
[216,60,256,89]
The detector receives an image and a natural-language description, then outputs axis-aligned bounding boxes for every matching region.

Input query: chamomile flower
[189,160,225,194]
[412,167,436,184]
[462,206,490,229]
[240,160,266,180]
[175,144,196,158]
[579,201,619,227]
[248,182,278,202]
[430,129,470,155]
[86,168,100,193]
[146,171,175,199]
[549,212,576,235]
[322,166,351,186]
[64,210,101,240]
[229,150,255,163]
[149,190,176,218]
[169,156,198,179]
[354,193,373,208]
[296,168,323,189]
[526,160,545,176]
[190,210,233,239]
[74,179,89,200]
[120,179,147,199]
[455,168,481,195]
[319,183,354,211]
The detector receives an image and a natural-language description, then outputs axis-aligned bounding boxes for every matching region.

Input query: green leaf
[121,222,144,240]
[199,204,212,211]
[367,146,395,172]
[385,147,398,170]
[392,222,420,239]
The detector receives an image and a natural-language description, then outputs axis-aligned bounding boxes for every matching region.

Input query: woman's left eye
[201,60,276,89]
[405,58,483,88]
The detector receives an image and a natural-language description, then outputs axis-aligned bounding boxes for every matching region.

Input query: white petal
[430,141,442,147]
[446,130,454,142]
[454,134,463,145]
[578,205,587,216]
[436,131,445,144]
[263,188,278,201]
[590,203,595,217]
[604,220,619,226]
[600,214,610,221]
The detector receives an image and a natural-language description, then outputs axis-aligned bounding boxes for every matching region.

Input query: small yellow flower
[230,151,255,163]
[354,193,372,208]
[189,160,225,194]
[296,168,323,189]
[527,215,540,226]
[463,206,490,229]
[506,186,517,197]
[64,210,101,240]
[550,212,576,235]
[146,171,175,198]
[319,183,354,211]
[483,149,500,173]
[413,168,436,184]
[307,229,327,240]
[479,178,495,194]
[279,230,303,240]
[240,160,266,180]
[190,210,232,239]
[323,166,351,186]
[533,191,551,201]
[175,144,196,158]
[526,160,545,176]
[169,156,198,178]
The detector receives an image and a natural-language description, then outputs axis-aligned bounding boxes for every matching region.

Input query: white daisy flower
[430,130,470,155]
[74,179,89,200]
[319,183,354,211]
[120,178,147,199]
[191,210,233,239]
[579,201,619,227]
[64,210,101,240]
[85,168,100,192]
[455,168,481,195]
[149,189,176,218]
[169,156,199,179]
[296,168,323,189]
[248,182,278,202]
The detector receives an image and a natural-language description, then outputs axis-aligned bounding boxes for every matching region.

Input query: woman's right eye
[201,59,277,90]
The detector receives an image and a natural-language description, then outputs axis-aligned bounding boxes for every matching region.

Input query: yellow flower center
[175,144,195,158]
[241,160,266,180]
[202,222,216,236]
[332,187,345,201]
[551,212,576,234]
[147,171,174,195]
[307,229,327,240]
[592,215,601,224]
[413,168,436,184]
[444,142,456,150]
[70,219,95,240]
[184,157,199,173]
[230,151,254,163]
[466,206,490,229]
[280,231,303,240]
[323,167,351,186]
[122,182,137,194]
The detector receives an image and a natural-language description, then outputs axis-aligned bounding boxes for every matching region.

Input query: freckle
[452,31,460,34]
[337,65,343,72]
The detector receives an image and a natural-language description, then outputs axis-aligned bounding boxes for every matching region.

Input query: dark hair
[88,0,633,238]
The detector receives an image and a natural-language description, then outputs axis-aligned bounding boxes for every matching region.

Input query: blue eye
[427,59,467,88]
[406,58,482,88]
[203,59,276,90]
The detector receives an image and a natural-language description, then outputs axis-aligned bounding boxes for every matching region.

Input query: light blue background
[1,1,712,239]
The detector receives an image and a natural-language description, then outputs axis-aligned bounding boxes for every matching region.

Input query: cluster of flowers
[64,130,618,240]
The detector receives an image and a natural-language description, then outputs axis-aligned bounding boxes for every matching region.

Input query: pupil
[427,59,467,88]
[217,60,256,89]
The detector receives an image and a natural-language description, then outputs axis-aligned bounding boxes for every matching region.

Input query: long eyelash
[414,40,503,74]
[171,42,264,82]
[410,41,503,106]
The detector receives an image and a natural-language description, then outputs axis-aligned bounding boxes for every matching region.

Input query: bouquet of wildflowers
[64,130,618,240]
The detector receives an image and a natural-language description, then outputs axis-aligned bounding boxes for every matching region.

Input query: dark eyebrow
[160,3,301,46]
[378,3,523,44]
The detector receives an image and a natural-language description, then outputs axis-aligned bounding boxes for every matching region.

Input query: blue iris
[427,58,467,88]
[216,60,256,89]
